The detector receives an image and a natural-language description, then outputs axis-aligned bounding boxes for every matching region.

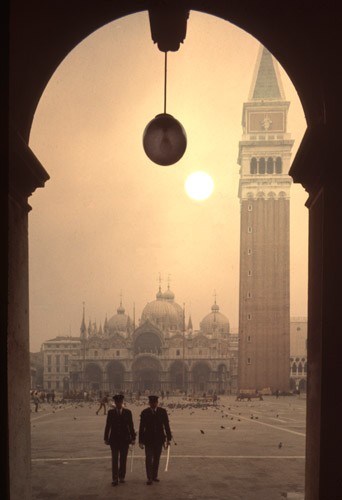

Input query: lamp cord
[164,51,167,114]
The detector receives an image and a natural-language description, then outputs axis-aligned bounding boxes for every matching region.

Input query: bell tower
[237,45,294,392]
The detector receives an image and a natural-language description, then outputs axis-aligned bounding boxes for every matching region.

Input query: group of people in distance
[104,394,172,486]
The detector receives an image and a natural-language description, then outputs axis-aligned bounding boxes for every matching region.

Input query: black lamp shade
[143,113,187,166]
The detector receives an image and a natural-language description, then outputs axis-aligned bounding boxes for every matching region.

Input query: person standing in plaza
[104,394,136,486]
[139,395,172,485]
[33,391,40,412]
[96,394,109,415]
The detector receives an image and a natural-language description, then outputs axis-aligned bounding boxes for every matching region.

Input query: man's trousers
[144,443,163,481]
[110,443,129,481]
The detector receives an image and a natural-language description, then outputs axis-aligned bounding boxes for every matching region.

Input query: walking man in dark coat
[104,394,136,486]
[139,395,172,485]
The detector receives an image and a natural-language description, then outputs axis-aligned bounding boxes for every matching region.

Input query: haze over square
[28,11,307,352]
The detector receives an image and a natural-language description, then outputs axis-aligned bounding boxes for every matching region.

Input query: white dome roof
[200,302,230,335]
[141,288,183,331]
[107,302,131,333]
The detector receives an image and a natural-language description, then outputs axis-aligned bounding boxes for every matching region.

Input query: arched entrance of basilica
[169,360,188,391]
[134,330,162,355]
[132,356,162,392]
[106,360,125,393]
[191,362,211,394]
[84,363,102,391]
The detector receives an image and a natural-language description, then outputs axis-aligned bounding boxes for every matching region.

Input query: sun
[185,171,214,200]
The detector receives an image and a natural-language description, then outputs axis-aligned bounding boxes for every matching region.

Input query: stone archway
[8,2,341,499]
[290,378,297,391]
[134,331,162,355]
[107,360,125,393]
[169,360,188,391]
[299,378,307,392]
[132,356,162,392]
[84,363,102,391]
[192,362,211,394]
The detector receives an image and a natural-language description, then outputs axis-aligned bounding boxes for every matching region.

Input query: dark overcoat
[139,406,172,446]
[104,407,136,446]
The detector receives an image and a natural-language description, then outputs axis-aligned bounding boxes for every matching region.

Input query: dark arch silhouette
[7,3,342,499]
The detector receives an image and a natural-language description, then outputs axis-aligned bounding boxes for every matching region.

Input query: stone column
[8,130,50,499]
[290,123,342,499]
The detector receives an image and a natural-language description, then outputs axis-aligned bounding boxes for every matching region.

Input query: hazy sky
[28,11,308,352]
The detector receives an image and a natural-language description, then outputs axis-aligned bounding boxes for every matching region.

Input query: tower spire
[248,45,285,101]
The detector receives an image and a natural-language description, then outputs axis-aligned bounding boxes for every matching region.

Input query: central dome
[141,287,183,332]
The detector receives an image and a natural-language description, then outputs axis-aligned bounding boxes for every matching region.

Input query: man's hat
[148,395,158,403]
[113,394,124,401]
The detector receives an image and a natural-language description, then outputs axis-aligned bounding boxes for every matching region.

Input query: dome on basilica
[141,288,182,331]
[107,302,131,333]
[163,287,175,300]
[163,286,184,326]
[200,301,230,335]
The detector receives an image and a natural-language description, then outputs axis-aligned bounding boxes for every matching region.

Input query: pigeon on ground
[200,430,205,434]
[278,442,283,448]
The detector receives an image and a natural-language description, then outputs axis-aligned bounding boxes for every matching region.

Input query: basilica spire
[104,314,108,336]
[80,302,87,341]
[88,319,92,337]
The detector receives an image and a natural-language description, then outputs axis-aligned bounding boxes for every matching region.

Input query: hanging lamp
[143,3,189,166]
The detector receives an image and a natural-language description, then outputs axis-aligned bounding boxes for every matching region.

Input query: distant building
[41,286,238,396]
[237,44,294,392]
[290,317,307,392]
[41,337,81,392]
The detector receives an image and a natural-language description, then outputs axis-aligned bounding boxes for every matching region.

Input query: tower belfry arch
[237,45,294,392]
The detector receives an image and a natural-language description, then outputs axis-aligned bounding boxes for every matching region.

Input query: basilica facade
[42,286,238,396]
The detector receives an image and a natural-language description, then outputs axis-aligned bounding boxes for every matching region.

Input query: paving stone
[31,395,306,499]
